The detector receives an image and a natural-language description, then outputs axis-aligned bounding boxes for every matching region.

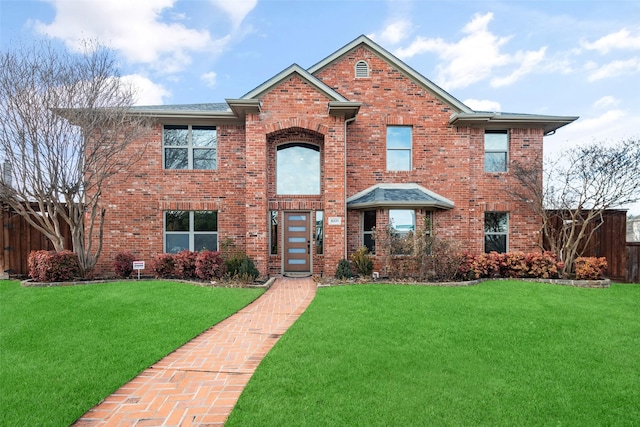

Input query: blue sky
[1,0,639,212]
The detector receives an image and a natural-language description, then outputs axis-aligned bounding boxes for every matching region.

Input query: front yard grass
[0,279,263,426]
[227,280,640,426]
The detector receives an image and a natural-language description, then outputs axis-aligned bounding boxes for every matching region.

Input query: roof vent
[355,60,369,78]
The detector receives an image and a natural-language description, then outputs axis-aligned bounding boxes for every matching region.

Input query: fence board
[627,243,640,283]
[1,205,72,277]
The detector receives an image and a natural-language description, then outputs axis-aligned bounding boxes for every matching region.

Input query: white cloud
[394,12,546,89]
[582,28,640,54]
[587,58,640,81]
[121,74,171,105]
[211,0,257,29]
[33,0,229,74]
[370,19,413,46]
[463,98,502,112]
[593,96,619,109]
[201,71,217,88]
[491,47,547,87]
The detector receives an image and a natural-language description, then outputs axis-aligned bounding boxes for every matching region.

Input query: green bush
[335,259,353,280]
[225,254,259,282]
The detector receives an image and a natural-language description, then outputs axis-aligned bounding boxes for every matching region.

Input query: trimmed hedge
[575,257,608,280]
[113,252,136,278]
[28,250,81,282]
[458,251,563,280]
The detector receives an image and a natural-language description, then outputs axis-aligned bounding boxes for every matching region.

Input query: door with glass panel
[283,212,311,273]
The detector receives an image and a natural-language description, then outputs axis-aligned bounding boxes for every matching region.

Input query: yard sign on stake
[132,261,145,280]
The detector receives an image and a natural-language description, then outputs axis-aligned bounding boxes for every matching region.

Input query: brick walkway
[73,277,317,427]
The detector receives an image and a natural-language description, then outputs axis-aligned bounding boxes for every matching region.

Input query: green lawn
[0,279,263,427]
[227,281,640,426]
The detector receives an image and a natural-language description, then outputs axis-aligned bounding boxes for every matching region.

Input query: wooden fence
[1,205,72,277]
[627,243,640,283]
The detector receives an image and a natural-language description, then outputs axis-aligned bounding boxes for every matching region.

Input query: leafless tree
[0,40,152,277]
[512,139,640,276]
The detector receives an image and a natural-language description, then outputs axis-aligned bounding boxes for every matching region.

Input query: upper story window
[276,143,320,195]
[387,126,412,171]
[355,60,369,78]
[163,125,217,170]
[484,212,508,253]
[484,130,508,172]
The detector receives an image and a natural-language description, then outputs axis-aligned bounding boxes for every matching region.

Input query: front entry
[283,211,311,273]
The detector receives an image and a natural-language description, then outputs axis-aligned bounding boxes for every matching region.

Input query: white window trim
[484,130,509,173]
[386,126,413,171]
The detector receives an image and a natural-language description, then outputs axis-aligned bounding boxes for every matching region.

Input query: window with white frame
[484,212,508,253]
[164,211,218,253]
[163,125,217,170]
[276,143,321,195]
[387,126,412,171]
[389,209,415,255]
[484,130,508,172]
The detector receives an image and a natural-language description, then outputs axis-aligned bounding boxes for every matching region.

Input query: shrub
[335,259,353,280]
[195,250,224,281]
[151,254,176,279]
[113,252,136,278]
[224,253,259,282]
[174,250,198,280]
[575,257,607,280]
[457,251,563,280]
[350,246,373,276]
[27,250,80,282]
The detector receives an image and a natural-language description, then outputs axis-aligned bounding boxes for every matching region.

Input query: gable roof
[307,35,473,114]
[242,64,348,101]
[347,183,455,210]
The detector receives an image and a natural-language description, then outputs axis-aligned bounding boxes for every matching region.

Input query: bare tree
[512,139,640,276]
[0,40,151,277]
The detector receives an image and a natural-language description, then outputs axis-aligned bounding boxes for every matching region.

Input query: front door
[283,211,311,273]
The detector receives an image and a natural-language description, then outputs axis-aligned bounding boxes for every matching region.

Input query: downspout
[344,116,356,259]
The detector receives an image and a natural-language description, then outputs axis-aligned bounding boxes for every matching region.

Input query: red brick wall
[91,44,543,278]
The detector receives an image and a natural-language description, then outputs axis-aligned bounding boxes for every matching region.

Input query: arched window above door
[276,143,321,195]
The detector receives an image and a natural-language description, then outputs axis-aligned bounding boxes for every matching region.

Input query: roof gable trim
[242,64,348,101]
[307,35,472,114]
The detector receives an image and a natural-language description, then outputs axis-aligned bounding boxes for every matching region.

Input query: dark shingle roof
[130,103,230,112]
[347,184,454,210]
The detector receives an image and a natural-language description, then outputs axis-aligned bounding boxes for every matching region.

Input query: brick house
[95,35,577,278]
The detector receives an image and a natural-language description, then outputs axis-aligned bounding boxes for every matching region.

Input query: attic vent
[355,60,369,78]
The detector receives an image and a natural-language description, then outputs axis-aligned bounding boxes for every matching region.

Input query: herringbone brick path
[73,277,316,427]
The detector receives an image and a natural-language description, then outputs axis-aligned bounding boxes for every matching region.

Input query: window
[355,60,369,78]
[165,211,218,253]
[485,212,508,253]
[387,126,412,171]
[484,130,508,172]
[163,125,217,170]
[276,143,320,195]
[315,211,324,255]
[270,211,278,255]
[389,209,415,255]
[363,210,376,253]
